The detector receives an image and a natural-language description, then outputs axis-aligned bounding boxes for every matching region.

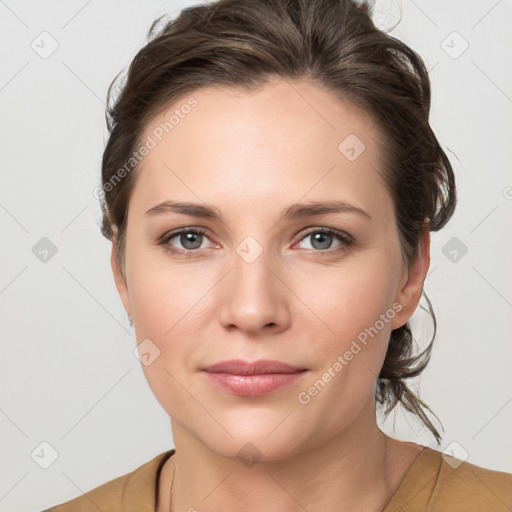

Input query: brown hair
[100,0,456,444]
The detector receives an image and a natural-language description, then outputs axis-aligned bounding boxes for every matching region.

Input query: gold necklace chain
[168,462,176,512]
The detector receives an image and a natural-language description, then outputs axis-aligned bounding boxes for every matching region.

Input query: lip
[202,359,306,375]
[201,359,308,396]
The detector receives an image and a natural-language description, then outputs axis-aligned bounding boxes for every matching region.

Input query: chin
[192,418,311,464]
[211,438,305,465]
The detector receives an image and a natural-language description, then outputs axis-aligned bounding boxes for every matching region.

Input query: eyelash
[158,227,355,258]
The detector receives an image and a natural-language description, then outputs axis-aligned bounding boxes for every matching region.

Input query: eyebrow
[145,199,372,221]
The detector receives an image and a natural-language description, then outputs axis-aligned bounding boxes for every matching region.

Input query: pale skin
[111,77,430,512]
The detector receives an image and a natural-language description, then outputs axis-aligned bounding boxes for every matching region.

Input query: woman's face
[112,78,428,461]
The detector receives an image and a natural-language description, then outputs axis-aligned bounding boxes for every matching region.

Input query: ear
[390,226,430,330]
[110,229,132,319]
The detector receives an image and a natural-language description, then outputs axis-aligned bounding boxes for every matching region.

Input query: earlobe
[391,228,430,330]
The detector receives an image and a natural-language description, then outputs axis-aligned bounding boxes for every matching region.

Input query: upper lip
[202,359,306,375]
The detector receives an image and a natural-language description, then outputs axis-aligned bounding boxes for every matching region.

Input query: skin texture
[111,77,430,512]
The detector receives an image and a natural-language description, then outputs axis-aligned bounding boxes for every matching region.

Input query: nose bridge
[218,233,287,333]
[233,234,276,306]
[233,234,272,290]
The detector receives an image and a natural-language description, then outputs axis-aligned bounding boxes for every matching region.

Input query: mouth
[201,359,308,396]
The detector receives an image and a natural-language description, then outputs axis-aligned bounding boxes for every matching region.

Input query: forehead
[131,78,392,219]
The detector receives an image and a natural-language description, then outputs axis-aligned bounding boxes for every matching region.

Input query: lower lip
[203,371,307,396]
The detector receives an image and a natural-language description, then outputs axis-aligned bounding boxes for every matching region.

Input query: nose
[218,246,291,335]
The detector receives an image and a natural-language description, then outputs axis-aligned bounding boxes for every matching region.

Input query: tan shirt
[43,447,512,511]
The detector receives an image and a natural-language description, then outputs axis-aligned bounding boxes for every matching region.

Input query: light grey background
[1,1,511,511]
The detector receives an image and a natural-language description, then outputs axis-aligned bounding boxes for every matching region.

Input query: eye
[295,227,355,254]
[159,226,355,258]
[159,227,215,257]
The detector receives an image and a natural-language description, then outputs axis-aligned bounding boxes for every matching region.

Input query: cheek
[288,260,400,429]
[127,260,217,409]
[275,267,398,447]
[129,253,210,337]
[291,257,398,352]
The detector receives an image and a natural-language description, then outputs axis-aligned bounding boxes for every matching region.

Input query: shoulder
[431,449,512,510]
[41,450,174,512]
[387,446,512,512]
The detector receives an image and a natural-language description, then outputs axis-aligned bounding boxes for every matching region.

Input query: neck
[158,403,422,512]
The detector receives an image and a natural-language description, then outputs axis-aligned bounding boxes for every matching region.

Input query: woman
[44,0,512,510]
